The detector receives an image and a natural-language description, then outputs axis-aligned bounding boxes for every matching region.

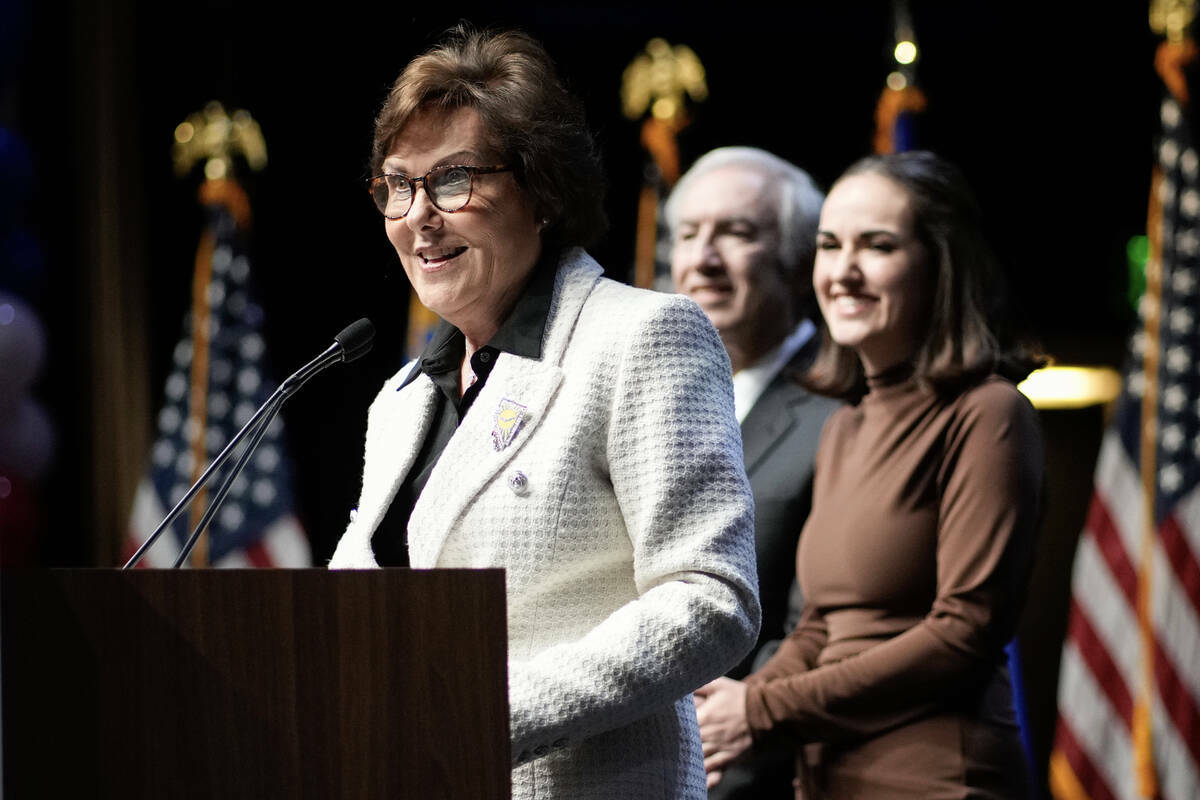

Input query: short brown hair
[371,25,607,249]
[806,151,1043,401]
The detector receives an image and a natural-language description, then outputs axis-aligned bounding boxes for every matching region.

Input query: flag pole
[621,38,707,289]
[1050,4,1199,798]
[873,0,926,155]
[186,197,216,566]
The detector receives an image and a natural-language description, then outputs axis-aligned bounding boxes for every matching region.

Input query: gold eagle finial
[172,101,268,180]
[1151,0,1196,41]
[621,38,708,123]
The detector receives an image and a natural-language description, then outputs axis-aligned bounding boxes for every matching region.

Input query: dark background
[9,1,1152,563]
[2,1,1164,789]
[16,1,1154,562]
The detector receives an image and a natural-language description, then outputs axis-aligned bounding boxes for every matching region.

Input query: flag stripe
[1058,642,1137,798]
[1094,429,1145,557]
[244,540,273,568]
[1160,512,1200,623]
[1066,596,1134,727]
[1053,717,1119,800]
[1072,525,1141,686]
[1151,635,1200,772]
[260,514,311,567]
[1178,488,1200,554]
[1087,491,1139,602]
[1154,510,1200,707]
[1075,471,1200,756]
[127,478,182,567]
[1149,675,1200,800]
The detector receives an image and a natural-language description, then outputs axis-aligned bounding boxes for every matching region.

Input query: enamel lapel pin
[492,398,528,451]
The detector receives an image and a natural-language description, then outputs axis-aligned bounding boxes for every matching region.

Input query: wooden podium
[1,568,510,799]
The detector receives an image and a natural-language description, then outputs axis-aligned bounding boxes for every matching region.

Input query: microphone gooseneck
[124,318,375,569]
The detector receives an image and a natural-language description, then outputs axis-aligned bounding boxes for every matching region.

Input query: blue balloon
[0,290,46,413]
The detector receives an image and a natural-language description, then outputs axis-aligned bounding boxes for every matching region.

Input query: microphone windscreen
[334,318,375,363]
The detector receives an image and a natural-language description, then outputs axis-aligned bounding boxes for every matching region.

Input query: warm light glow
[174,121,195,144]
[205,158,227,181]
[886,71,908,91]
[1018,366,1123,409]
[894,40,918,65]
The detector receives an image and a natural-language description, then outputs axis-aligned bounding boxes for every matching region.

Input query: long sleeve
[744,603,826,687]
[507,293,760,762]
[329,252,761,798]
[744,378,1042,745]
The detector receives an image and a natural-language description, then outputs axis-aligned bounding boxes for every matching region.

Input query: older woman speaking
[328,27,760,800]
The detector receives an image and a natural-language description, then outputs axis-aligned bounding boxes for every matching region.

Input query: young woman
[697,151,1044,799]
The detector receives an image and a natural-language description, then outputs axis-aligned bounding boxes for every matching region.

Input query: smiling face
[670,165,793,366]
[814,171,930,376]
[383,105,542,347]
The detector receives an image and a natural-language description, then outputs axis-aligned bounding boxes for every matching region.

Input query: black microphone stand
[169,392,285,568]
[124,319,373,569]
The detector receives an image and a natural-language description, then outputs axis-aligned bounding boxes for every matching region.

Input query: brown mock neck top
[744,371,1043,755]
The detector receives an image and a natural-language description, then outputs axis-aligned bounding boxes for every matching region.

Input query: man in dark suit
[667,147,840,799]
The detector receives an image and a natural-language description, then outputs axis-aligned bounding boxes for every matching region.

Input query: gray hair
[664,146,824,280]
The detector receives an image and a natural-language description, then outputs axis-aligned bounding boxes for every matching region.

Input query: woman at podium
[329,25,760,799]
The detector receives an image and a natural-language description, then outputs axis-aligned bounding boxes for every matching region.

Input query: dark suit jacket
[711,336,840,800]
[730,337,840,680]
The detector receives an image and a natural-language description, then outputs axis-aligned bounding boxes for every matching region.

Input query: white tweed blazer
[329,248,760,799]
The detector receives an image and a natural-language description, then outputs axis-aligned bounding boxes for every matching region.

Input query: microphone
[335,318,375,363]
[124,319,376,569]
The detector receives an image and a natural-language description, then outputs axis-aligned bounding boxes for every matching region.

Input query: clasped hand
[693,676,752,789]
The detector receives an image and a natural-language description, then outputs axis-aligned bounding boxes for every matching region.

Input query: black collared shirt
[370,252,557,566]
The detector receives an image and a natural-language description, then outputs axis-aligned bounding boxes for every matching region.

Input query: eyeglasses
[367,164,512,219]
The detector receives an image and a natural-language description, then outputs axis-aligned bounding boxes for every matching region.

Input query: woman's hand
[694,676,752,788]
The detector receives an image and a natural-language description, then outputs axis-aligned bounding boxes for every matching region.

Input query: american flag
[1049,45,1200,800]
[126,180,310,568]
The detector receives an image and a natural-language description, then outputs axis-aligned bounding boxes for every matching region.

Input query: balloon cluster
[0,2,52,565]
[0,292,53,552]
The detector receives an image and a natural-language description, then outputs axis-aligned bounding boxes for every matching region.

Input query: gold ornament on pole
[171,102,267,567]
[622,39,707,289]
[172,101,268,181]
[1151,0,1196,41]
[621,38,708,127]
[874,0,926,154]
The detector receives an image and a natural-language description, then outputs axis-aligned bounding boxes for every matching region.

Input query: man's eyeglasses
[367,164,512,219]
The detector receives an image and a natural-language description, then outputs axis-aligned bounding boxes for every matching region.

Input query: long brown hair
[806,151,1043,401]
